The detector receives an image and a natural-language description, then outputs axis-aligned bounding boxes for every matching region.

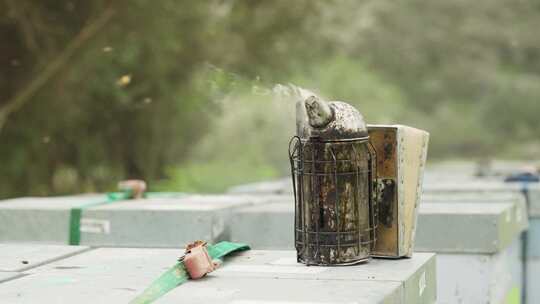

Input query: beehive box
[202,250,436,304]
[0,194,280,247]
[424,180,540,303]
[230,199,294,249]
[0,246,435,304]
[231,195,527,251]
[415,199,527,304]
[421,192,528,236]
[79,194,284,248]
[230,195,526,304]
[526,217,540,304]
[415,202,526,253]
[0,195,106,244]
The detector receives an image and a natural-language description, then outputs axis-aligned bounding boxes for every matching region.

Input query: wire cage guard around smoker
[289,135,378,266]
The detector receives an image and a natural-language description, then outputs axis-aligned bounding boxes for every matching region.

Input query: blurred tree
[0,0,328,197]
[1,0,540,197]
[318,0,540,157]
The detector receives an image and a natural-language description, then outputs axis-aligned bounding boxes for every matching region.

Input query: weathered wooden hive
[289,90,377,265]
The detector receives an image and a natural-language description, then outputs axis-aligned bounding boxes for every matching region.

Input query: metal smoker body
[289,93,377,265]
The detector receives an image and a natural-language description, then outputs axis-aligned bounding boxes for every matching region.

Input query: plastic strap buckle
[117,180,147,199]
[179,241,220,279]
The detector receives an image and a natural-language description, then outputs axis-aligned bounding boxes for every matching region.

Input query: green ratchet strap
[68,191,186,245]
[130,241,250,304]
[68,196,116,246]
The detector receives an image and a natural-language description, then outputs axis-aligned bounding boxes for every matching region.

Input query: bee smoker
[289,93,378,265]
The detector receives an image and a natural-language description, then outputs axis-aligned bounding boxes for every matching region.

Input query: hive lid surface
[0,247,419,304]
[0,244,89,272]
[0,194,106,210]
[213,250,435,282]
[89,194,285,211]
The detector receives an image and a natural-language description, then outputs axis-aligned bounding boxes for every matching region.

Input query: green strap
[68,208,83,246]
[130,241,250,304]
[68,191,186,245]
[107,191,188,200]
[68,197,116,246]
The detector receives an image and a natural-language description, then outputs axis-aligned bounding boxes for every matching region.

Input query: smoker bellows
[289,88,429,265]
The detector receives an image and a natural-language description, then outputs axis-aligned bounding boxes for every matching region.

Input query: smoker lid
[297,98,368,141]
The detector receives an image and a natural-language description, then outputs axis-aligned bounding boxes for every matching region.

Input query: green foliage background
[1,0,539,197]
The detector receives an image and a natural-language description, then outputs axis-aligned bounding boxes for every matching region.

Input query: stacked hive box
[0,194,107,244]
[231,178,538,303]
[0,244,436,304]
[1,174,534,302]
[529,216,540,304]
[0,194,283,247]
[80,194,286,247]
[415,198,527,303]
[229,193,527,304]
[423,181,540,304]
[162,250,436,303]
